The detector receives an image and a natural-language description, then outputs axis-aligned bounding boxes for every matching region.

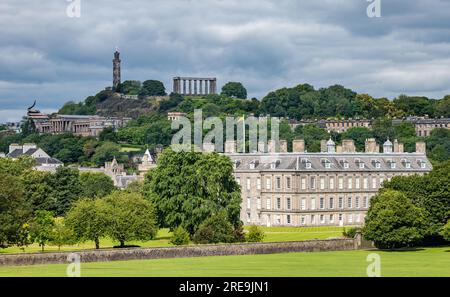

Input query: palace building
[225,138,432,227]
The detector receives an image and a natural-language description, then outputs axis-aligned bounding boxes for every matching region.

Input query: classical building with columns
[173,77,217,96]
[224,138,432,227]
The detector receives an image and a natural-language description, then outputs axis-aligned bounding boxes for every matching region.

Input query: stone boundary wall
[0,238,357,267]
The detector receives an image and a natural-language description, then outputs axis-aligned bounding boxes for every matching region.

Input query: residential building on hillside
[4,143,63,170]
[225,138,431,227]
[393,116,450,137]
[289,118,372,133]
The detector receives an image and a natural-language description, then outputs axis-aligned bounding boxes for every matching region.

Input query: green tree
[50,217,75,251]
[221,82,248,99]
[65,198,109,249]
[0,173,31,248]
[363,190,424,249]
[79,172,115,198]
[29,210,55,252]
[103,191,158,247]
[99,127,118,142]
[91,141,124,166]
[21,170,55,212]
[382,161,450,242]
[120,80,141,95]
[144,148,242,235]
[340,127,374,151]
[50,167,82,216]
[139,80,166,97]
[293,124,329,152]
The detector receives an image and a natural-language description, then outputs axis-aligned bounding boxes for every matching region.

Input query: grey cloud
[1,0,450,122]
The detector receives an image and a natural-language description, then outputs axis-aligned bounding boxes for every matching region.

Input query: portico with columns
[173,77,217,96]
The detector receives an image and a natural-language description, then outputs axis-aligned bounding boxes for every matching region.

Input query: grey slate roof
[227,153,432,172]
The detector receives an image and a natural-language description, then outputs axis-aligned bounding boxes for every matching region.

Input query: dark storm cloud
[1,0,450,121]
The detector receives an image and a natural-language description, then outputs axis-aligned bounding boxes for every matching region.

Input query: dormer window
[375,161,381,169]
[356,160,365,169]
[341,160,349,169]
[418,160,426,169]
[249,160,258,169]
[270,160,281,169]
[302,158,312,169]
[402,159,411,169]
[322,159,331,169]
[388,161,396,169]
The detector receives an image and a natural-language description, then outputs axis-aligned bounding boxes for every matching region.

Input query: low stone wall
[0,238,357,267]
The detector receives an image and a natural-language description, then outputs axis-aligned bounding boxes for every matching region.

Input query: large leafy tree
[221,82,248,99]
[29,210,55,252]
[79,172,115,199]
[363,190,425,249]
[50,167,83,216]
[21,170,55,212]
[139,80,166,97]
[143,148,242,235]
[382,161,450,242]
[65,198,109,249]
[0,173,31,248]
[104,191,158,247]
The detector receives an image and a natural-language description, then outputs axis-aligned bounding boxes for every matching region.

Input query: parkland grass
[0,247,448,277]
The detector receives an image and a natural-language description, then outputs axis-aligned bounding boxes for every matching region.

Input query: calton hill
[0,80,449,276]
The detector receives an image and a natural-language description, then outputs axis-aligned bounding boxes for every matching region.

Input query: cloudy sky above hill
[1,0,450,122]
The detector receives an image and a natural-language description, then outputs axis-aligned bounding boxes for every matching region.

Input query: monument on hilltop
[113,48,121,91]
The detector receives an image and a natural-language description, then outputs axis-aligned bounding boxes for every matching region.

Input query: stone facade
[393,116,450,137]
[226,139,432,227]
[29,113,131,138]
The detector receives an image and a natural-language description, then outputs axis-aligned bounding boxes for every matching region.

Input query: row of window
[247,213,363,225]
[246,196,371,210]
[238,175,391,191]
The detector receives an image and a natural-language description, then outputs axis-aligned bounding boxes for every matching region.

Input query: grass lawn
[0,227,344,254]
[0,246,448,277]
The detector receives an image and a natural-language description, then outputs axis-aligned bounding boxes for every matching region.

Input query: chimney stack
[365,138,379,153]
[416,142,426,154]
[225,140,236,153]
[393,139,404,153]
[280,140,288,153]
[320,140,327,153]
[342,139,356,153]
[292,139,305,153]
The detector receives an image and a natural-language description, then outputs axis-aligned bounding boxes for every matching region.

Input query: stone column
[183,80,186,95]
[209,80,214,94]
[199,80,203,95]
[194,80,197,95]
[189,80,192,95]
[173,78,177,93]
[204,80,208,95]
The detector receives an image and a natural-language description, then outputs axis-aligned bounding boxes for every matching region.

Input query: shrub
[246,225,265,243]
[192,212,235,244]
[343,227,361,238]
[170,226,190,246]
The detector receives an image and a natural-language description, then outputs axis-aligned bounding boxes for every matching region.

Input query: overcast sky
[1,0,450,122]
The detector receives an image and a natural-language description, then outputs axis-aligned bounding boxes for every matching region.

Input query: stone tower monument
[112,49,121,91]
